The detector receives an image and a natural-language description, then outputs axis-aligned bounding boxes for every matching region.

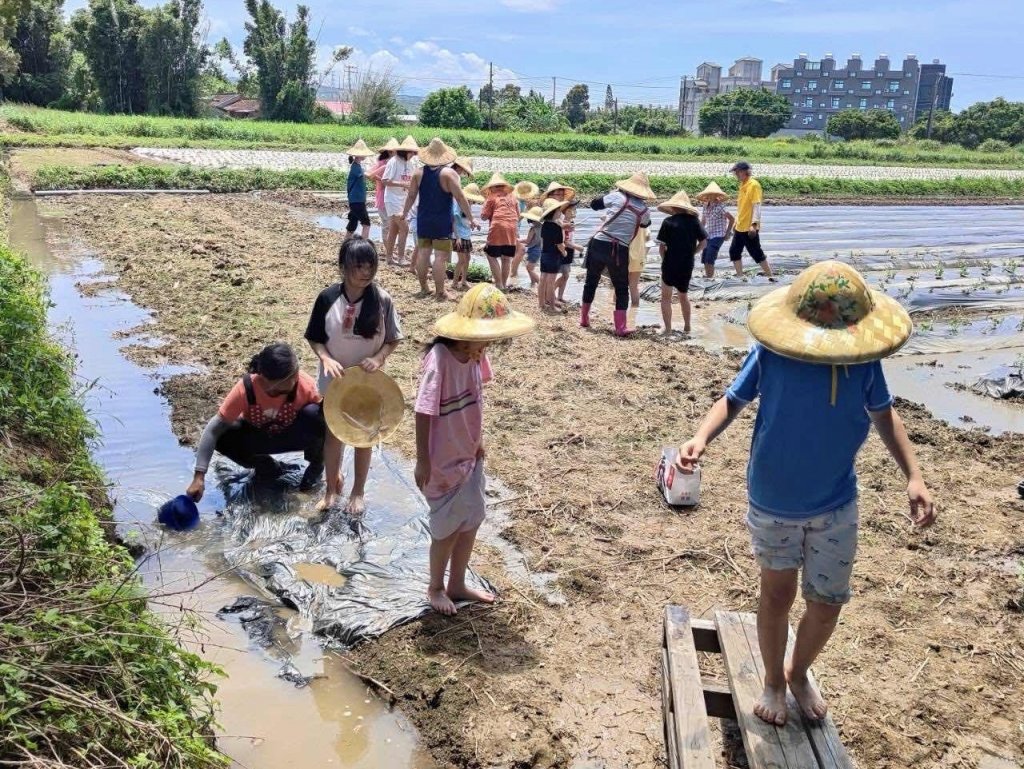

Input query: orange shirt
[481,192,519,246]
[219,371,321,425]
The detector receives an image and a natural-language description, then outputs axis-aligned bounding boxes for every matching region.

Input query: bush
[826,109,900,140]
[631,114,685,137]
[978,138,1012,153]
[419,86,483,130]
[913,138,943,151]
[873,138,898,147]
[578,115,617,135]
[699,88,792,138]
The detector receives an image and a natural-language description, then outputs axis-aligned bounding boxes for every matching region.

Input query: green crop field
[4,105,1024,169]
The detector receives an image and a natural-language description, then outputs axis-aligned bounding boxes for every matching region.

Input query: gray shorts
[427,460,486,540]
[746,499,859,605]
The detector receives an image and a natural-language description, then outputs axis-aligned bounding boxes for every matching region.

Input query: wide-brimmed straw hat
[657,190,699,216]
[344,139,376,158]
[434,284,535,342]
[520,205,543,223]
[378,137,400,152]
[452,155,474,175]
[614,171,656,201]
[397,135,419,152]
[514,180,540,200]
[695,181,728,202]
[543,181,575,199]
[748,261,913,365]
[462,182,485,204]
[323,368,405,448]
[419,137,457,166]
[481,172,513,192]
[539,197,571,220]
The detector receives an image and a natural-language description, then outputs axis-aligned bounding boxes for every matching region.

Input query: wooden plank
[690,618,722,653]
[715,611,819,769]
[701,678,737,720]
[662,649,681,769]
[664,607,717,769]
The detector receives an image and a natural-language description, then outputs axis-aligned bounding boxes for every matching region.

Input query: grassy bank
[0,179,224,767]
[5,104,1024,169]
[29,162,1024,201]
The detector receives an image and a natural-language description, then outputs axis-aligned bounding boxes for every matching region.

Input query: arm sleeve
[640,209,651,227]
[865,361,894,412]
[726,346,762,405]
[381,293,404,343]
[481,197,495,220]
[194,414,231,473]
[480,353,493,384]
[382,158,398,183]
[217,380,247,421]
[589,195,608,211]
[550,222,563,245]
[656,219,671,245]
[304,289,332,344]
[414,348,442,416]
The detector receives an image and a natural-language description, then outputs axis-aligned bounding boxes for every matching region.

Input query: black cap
[730,161,752,172]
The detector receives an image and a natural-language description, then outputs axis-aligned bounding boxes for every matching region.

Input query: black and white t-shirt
[304,283,403,390]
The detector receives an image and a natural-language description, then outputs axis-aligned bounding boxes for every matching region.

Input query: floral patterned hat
[747,261,912,364]
[434,284,536,341]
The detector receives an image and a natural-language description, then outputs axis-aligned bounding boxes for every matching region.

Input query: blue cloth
[417,165,454,239]
[726,344,893,519]
[346,162,366,204]
[453,200,472,239]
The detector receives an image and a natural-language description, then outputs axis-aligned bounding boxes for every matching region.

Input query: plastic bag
[655,447,701,507]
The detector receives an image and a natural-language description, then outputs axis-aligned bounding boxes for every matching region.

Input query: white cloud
[499,0,560,10]
[347,25,372,37]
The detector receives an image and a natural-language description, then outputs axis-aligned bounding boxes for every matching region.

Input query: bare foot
[344,494,365,516]
[428,587,457,616]
[786,667,828,720]
[753,682,788,726]
[434,290,456,302]
[415,289,431,298]
[446,585,496,605]
[315,492,339,512]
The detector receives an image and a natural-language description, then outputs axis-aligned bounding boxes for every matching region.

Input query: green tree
[419,85,482,129]
[698,88,791,138]
[826,109,900,140]
[139,0,205,116]
[0,0,70,105]
[70,0,147,113]
[499,90,567,132]
[561,83,589,127]
[908,109,955,143]
[949,98,1024,148]
[51,48,99,110]
[631,110,684,137]
[351,67,402,126]
[0,0,30,80]
[604,84,613,111]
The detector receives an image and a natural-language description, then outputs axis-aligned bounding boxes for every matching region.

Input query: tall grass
[5,104,1023,168]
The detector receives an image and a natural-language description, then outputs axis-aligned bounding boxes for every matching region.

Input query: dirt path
[44,192,1024,769]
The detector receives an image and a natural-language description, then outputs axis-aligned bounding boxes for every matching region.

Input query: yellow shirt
[735,177,763,233]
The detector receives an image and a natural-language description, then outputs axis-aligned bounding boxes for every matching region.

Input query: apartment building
[679,56,773,133]
[917,60,953,116]
[772,53,943,133]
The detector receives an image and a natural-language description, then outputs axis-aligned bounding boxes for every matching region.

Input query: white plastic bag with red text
[655,447,701,507]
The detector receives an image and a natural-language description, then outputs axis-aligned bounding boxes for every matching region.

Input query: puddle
[295,561,348,587]
[10,197,432,769]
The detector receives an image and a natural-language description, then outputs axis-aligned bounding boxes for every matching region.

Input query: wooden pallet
[662,606,854,769]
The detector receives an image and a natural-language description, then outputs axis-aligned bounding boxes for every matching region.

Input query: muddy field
[38,191,1024,769]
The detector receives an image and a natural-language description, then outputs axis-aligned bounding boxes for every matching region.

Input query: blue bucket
[157,494,200,531]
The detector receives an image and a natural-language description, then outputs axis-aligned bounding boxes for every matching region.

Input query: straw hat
[657,190,699,216]
[520,205,543,223]
[614,171,656,201]
[397,135,420,152]
[323,368,405,448]
[543,181,575,199]
[747,261,912,365]
[419,137,457,166]
[695,181,728,202]
[452,155,474,175]
[434,284,536,342]
[462,182,485,204]
[481,172,513,192]
[514,180,540,201]
[378,137,400,152]
[539,197,571,220]
[344,139,376,158]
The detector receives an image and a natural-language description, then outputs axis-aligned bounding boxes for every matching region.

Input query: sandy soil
[42,192,1024,769]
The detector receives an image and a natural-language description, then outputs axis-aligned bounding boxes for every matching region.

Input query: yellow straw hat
[462,182,485,204]
[434,284,536,342]
[543,180,575,199]
[514,180,540,200]
[344,139,376,158]
[452,155,474,175]
[695,181,728,202]
[520,205,543,223]
[657,190,699,216]
[378,137,400,152]
[481,172,513,193]
[539,197,571,220]
[747,261,913,365]
[419,137,457,166]
[323,368,405,448]
[397,135,420,152]
[614,171,656,201]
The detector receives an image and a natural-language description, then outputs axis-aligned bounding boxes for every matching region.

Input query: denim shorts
[746,499,858,605]
[701,236,725,265]
[526,245,542,264]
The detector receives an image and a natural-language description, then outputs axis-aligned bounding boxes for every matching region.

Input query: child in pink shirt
[414,284,535,615]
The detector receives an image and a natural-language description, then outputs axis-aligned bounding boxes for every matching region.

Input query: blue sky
[67,0,1024,110]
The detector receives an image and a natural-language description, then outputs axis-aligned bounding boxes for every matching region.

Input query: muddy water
[9,198,431,769]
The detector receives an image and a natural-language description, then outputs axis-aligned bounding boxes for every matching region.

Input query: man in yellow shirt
[728,161,774,280]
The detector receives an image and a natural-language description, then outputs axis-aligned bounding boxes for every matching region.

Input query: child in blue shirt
[344,139,374,240]
[676,261,935,728]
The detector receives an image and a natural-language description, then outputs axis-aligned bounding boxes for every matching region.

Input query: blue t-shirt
[346,162,367,204]
[726,344,893,518]
[452,200,472,239]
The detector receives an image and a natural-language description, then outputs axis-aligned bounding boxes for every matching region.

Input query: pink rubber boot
[580,303,591,328]
[613,309,632,337]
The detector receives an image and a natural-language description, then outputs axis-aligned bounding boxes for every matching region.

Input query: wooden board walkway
[661,606,854,769]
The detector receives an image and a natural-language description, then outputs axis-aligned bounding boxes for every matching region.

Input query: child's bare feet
[786,667,828,720]
[753,682,788,726]
[446,586,496,604]
[315,492,339,512]
[345,493,365,515]
[428,587,457,616]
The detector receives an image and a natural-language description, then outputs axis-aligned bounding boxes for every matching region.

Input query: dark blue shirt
[726,344,893,518]
[346,162,366,204]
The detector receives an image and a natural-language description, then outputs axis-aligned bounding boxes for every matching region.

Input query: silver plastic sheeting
[971,364,1024,400]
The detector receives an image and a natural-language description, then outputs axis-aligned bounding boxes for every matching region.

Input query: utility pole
[551,76,556,107]
[613,98,618,131]
[926,73,945,139]
[488,62,494,130]
[344,65,358,102]
[679,76,686,130]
